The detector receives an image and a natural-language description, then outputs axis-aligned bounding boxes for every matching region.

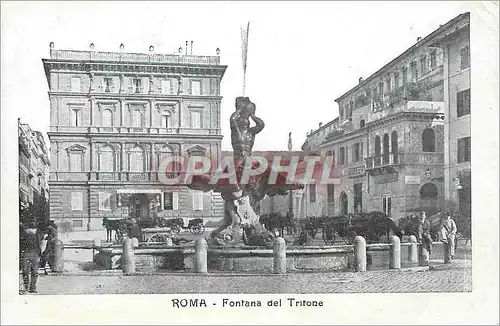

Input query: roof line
[334,12,469,102]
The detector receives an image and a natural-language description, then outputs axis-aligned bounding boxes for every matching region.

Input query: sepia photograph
[1,1,498,325]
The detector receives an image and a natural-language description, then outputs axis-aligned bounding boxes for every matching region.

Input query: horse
[349,212,404,243]
[102,217,125,242]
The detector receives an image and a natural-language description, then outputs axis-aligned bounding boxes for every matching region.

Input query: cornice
[47,92,223,101]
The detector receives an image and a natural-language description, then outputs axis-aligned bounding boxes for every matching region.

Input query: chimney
[190,41,193,55]
[359,77,364,84]
[417,37,422,42]
[319,122,323,128]
[185,41,188,55]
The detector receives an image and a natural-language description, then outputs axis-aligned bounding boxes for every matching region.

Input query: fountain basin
[94,245,354,273]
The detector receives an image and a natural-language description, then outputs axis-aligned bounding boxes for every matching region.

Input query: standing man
[40,220,58,275]
[441,214,458,260]
[20,221,45,294]
[418,212,433,255]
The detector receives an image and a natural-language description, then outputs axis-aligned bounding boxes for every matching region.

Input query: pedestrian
[40,220,58,275]
[20,221,45,294]
[417,212,433,255]
[441,213,458,260]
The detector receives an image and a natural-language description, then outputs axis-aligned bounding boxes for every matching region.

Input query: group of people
[417,212,458,260]
[19,220,58,294]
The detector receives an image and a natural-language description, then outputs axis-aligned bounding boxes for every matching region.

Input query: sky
[0,1,480,151]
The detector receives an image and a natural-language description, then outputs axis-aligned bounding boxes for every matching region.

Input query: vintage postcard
[1,1,498,325]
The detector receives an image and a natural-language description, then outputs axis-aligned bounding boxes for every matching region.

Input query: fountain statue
[188,97,307,247]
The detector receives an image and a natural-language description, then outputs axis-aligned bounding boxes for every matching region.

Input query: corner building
[44,44,227,231]
[301,13,469,221]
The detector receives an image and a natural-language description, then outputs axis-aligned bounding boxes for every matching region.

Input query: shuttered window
[457,89,471,117]
[102,109,113,127]
[190,80,201,95]
[71,191,83,211]
[99,192,112,211]
[309,184,316,203]
[191,111,202,128]
[163,192,178,210]
[69,152,83,172]
[460,46,470,70]
[71,77,81,92]
[161,80,172,94]
[457,137,471,163]
[382,196,391,216]
[192,191,204,211]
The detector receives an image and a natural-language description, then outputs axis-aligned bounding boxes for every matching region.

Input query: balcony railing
[50,49,221,65]
[365,152,444,170]
[50,126,222,136]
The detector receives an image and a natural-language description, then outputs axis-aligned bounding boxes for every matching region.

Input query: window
[378,83,384,95]
[161,80,172,94]
[353,143,360,162]
[70,109,82,127]
[71,191,83,211]
[457,137,471,163]
[354,183,363,214]
[391,131,398,163]
[460,46,470,70]
[394,73,400,89]
[191,111,202,128]
[192,191,204,211]
[72,220,83,228]
[383,133,390,164]
[131,110,143,127]
[99,146,114,172]
[340,192,348,215]
[386,78,391,93]
[430,51,437,70]
[133,78,142,93]
[402,67,408,85]
[420,56,427,75]
[190,80,201,95]
[339,147,345,166]
[71,77,81,93]
[309,184,316,203]
[374,136,381,157]
[422,128,435,152]
[382,196,391,216]
[104,78,113,93]
[69,152,83,172]
[359,119,365,128]
[163,192,173,210]
[457,88,471,117]
[410,62,417,81]
[99,192,112,211]
[102,109,113,127]
[162,112,171,128]
[129,147,144,172]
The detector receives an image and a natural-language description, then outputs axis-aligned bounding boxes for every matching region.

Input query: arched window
[129,146,144,172]
[102,109,113,127]
[340,192,348,216]
[359,119,366,129]
[422,128,435,152]
[99,145,115,172]
[391,131,398,163]
[374,135,381,166]
[420,183,438,199]
[383,133,390,164]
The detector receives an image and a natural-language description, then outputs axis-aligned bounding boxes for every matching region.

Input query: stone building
[301,13,470,221]
[430,14,471,217]
[43,43,227,231]
[19,119,50,223]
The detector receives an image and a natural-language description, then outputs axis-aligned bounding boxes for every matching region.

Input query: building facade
[44,44,227,231]
[19,119,50,223]
[431,17,471,217]
[300,13,470,221]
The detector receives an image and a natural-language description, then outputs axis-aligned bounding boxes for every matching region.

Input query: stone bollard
[195,238,208,274]
[53,239,64,273]
[122,237,135,275]
[443,241,451,264]
[418,243,430,266]
[353,236,366,272]
[273,237,287,274]
[389,236,401,269]
[408,235,418,263]
[93,238,101,262]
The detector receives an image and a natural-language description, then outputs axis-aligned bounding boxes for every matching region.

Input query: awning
[116,189,162,194]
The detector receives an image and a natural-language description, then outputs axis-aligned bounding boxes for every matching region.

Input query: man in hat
[20,221,45,294]
[417,211,433,255]
[441,213,458,260]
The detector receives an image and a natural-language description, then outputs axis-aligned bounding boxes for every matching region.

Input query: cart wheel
[322,226,336,245]
[115,229,124,242]
[171,225,181,234]
[147,234,163,243]
[190,224,204,235]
